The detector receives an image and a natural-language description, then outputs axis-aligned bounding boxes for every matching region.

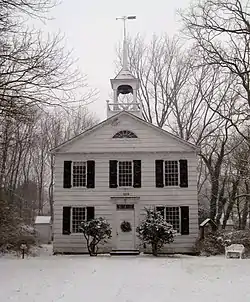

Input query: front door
[116,204,136,250]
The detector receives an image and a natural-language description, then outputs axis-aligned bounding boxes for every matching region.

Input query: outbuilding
[199,218,217,240]
[34,216,52,244]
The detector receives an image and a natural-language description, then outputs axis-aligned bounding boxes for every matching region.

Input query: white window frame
[72,161,87,188]
[164,160,179,187]
[71,207,87,234]
[118,160,133,187]
[157,206,181,233]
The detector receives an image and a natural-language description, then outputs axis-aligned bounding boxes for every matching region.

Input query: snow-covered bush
[195,230,250,256]
[79,217,112,256]
[136,208,174,256]
[0,199,37,254]
[195,232,224,256]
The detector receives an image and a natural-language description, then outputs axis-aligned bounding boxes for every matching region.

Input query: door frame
[110,197,140,250]
[116,204,136,250]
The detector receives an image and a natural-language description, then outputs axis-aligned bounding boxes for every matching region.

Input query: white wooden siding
[57,114,195,154]
[53,151,198,254]
[35,224,52,244]
[53,113,198,254]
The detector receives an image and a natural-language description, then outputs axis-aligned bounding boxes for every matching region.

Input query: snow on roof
[35,216,51,224]
[200,218,211,227]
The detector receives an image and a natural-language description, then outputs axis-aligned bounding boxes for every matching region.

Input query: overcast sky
[46,0,190,120]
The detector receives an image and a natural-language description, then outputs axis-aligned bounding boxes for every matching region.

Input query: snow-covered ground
[1,246,250,302]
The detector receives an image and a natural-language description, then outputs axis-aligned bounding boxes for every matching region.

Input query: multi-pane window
[72,207,86,233]
[119,161,133,187]
[165,161,178,186]
[156,206,180,233]
[166,207,180,233]
[117,204,135,210]
[72,161,86,187]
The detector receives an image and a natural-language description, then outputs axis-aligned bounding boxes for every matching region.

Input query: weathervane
[116,16,136,70]
[116,16,136,41]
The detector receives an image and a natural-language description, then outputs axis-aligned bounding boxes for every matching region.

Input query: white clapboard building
[51,21,199,254]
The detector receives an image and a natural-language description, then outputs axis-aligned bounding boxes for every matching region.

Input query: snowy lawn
[1,248,250,302]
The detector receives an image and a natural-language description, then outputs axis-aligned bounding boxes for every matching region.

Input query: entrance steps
[110,249,140,256]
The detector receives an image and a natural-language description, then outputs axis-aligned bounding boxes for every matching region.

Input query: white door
[116,204,136,250]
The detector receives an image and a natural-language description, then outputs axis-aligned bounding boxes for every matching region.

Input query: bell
[117,85,133,95]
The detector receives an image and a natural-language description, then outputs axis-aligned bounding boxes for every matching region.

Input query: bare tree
[0,0,97,121]
[116,34,192,127]
[0,31,95,120]
[200,121,234,222]
[0,0,98,223]
[166,63,233,145]
[34,107,99,219]
[117,33,242,224]
[181,0,250,141]
[222,134,250,229]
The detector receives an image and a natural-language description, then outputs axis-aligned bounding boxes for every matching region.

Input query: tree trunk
[152,242,158,256]
[241,199,248,230]
[222,179,239,229]
[215,179,227,227]
[89,239,97,256]
[210,173,220,230]
[242,182,250,230]
[0,119,10,190]
[236,197,241,229]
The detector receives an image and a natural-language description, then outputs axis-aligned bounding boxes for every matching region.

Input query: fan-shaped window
[113,130,138,139]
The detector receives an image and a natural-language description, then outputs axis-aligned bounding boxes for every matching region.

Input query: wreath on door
[120,221,132,232]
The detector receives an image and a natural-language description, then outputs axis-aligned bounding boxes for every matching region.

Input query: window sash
[118,161,133,187]
[71,207,86,233]
[72,161,86,187]
[165,207,180,233]
[157,206,180,233]
[164,161,179,186]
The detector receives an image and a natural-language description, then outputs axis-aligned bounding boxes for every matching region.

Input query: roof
[200,218,211,227]
[200,218,217,227]
[50,111,198,153]
[114,68,136,80]
[35,216,51,224]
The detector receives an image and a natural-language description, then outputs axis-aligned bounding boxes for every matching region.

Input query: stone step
[110,249,140,256]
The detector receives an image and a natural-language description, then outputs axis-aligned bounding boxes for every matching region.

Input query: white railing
[106,101,141,112]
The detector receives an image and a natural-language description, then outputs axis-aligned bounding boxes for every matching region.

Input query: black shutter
[109,160,118,188]
[133,160,141,188]
[63,161,72,188]
[179,160,188,188]
[181,206,189,235]
[87,207,95,221]
[155,160,164,187]
[87,160,95,188]
[156,206,165,218]
[62,207,71,235]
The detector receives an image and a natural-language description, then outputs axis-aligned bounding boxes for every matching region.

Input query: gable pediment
[52,112,196,154]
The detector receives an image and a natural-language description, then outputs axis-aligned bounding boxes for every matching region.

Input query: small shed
[34,216,52,244]
[199,218,217,240]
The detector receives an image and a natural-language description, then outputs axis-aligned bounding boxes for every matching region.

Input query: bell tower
[107,16,141,118]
